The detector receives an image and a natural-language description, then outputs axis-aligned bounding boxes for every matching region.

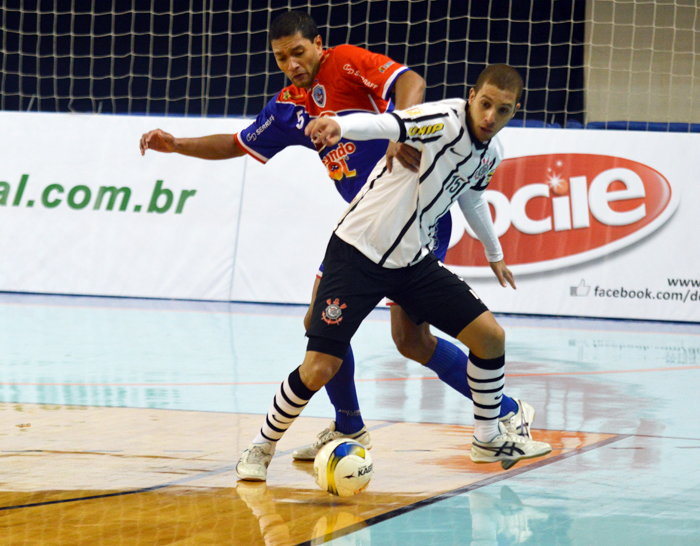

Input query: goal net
[1,0,698,130]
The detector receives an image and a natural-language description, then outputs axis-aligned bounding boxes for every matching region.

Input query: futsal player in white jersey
[236,64,552,481]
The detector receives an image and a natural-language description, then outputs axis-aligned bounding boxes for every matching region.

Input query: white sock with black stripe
[253,366,317,447]
[467,353,505,442]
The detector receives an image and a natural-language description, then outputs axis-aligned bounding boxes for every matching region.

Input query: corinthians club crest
[322,298,346,325]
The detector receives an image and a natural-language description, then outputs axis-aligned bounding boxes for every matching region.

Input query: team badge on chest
[475,157,495,182]
[312,84,327,107]
[322,298,346,325]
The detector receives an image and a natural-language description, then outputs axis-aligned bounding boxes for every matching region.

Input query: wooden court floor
[2,296,700,545]
[0,403,617,545]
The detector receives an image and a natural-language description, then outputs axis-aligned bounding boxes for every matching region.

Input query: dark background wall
[0,0,585,126]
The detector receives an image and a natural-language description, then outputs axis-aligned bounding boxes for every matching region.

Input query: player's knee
[480,322,505,358]
[301,355,341,391]
[494,323,506,352]
[461,320,505,360]
[310,365,336,389]
[392,327,436,364]
[392,326,425,359]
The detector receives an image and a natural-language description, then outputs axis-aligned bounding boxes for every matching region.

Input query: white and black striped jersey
[333,98,504,268]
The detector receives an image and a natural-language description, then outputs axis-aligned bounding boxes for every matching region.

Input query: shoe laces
[495,430,530,445]
[245,444,271,464]
[503,413,517,428]
[504,408,528,433]
[313,427,342,448]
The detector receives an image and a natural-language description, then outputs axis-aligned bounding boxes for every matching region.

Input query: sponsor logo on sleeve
[245,114,275,142]
[445,153,679,275]
[378,61,395,73]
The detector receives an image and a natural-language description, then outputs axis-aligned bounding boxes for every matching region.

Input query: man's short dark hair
[270,11,319,43]
[475,64,524,103]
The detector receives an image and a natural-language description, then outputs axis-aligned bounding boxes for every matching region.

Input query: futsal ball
[314,439,373,497]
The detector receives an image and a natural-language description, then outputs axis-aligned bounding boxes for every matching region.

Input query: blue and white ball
[314,439,373,497]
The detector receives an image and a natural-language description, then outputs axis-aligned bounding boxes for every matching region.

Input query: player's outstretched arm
[305,118,342,148]
[140,129,244,160]
[307,113,401,147]
[140,129,177,155]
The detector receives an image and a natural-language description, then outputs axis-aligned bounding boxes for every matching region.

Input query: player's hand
[489,259,516,289]
[305,118,342,147]
[140,129,177,156]
[386,142,421,173]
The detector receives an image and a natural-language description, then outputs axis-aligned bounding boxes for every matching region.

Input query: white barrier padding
[0,112,698,322]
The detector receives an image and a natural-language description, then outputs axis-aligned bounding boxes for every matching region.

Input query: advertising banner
[0,112,698,322]
[0,111,343,304]
[0,112,245,300]
[445,128,699,323]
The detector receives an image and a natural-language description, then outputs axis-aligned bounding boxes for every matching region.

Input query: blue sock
[324,345,364,434]
[425,338,518,418]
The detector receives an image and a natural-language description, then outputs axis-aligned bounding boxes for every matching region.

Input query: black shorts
[306,234,489,359]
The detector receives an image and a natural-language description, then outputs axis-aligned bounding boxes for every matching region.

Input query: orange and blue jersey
[235,44,409,203]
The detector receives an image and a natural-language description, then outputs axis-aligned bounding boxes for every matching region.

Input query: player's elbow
[396,70,426,102]
[411,71,427,96]
[228,135,246,159]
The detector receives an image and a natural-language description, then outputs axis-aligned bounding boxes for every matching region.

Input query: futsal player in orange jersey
[140,12,531,472]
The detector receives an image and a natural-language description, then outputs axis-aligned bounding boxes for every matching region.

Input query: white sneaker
[471,422,551,467]
[500,398,535,439]
[236,442,275,481]
[291,421,372,461]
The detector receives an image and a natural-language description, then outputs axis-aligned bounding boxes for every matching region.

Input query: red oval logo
[445,154,677,274]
